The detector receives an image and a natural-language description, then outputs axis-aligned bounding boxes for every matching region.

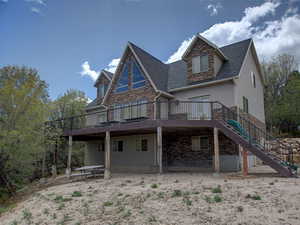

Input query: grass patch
[211,185,222,193]
[0,204,16,215]
[183,197,192,206]
[22,208,32,222]
[246,194,262,200]
[57,203,65,210]
[171,190,182,197]
[157,192,165,199]
[72,191,82,197]
[103,201,113,207]
[151,184,158,189]
[213,195,222,203]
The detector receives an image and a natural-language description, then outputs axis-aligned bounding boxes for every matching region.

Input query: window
[192,136,209,151]
[113,140,123,152]
[251,72,256,88]
[192,54,209,74]
[116,63,129,93]
[132,61,146,89]
[98,142,105,152]
[98,111,107,123]
[98,84,108,98]
[136,137,148,151]
[243,96,249,113]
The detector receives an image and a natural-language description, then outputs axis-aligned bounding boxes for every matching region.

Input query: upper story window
[98,84,108,98]
[132,61,146,89]
[192,54,209,74]
[243,96,249,113]
[251,72,256,88]
[116,63,129,93]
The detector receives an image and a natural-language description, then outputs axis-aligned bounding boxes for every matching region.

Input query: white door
[189,96,211,120]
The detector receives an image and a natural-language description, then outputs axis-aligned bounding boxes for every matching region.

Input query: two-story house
[63,34,296,178]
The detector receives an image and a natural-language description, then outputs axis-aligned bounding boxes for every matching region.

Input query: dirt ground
[1,166,300,225]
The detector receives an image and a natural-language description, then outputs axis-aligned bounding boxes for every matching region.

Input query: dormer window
[192,54,209,74]
[98,84,108,98]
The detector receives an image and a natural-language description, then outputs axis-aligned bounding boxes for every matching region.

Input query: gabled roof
[94,70,113,87]
[129,42,169,92]
[182,34,228,61]
[167,38,252,91]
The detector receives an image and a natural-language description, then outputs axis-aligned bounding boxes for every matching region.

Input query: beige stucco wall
[172,81,236,108]
[234,46,265,123]
[84,134,158,171]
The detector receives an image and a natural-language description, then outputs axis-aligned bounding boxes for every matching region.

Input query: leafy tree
[262,54,298,134]
[0,66,49,199]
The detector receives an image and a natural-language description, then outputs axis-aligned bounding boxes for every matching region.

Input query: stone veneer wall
[184,38,219,84]
[162,130,238,168]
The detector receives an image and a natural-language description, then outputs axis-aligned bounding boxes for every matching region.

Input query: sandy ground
[1,166,300,225]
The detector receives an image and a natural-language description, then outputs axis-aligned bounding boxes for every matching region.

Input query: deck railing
[45,100,296,167]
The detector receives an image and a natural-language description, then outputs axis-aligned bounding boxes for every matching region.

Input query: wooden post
[157,126,163,174]
[214,127,220,173]
[66,136,72,178]
[242,147,248,176]
[104,131,111,179]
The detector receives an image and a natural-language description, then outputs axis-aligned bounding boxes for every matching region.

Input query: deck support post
[66,136,72,178]
[157,126,163,174]
[242,147,248,176]
[214,127,220,173]
[104,131,111,179]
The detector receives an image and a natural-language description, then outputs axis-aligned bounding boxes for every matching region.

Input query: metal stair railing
[214,101,298,174]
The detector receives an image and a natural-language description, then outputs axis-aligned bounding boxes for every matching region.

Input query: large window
[113,140,123,152]
[98,84,108,98]
[243,96,249,113]
[192,54,209,74]
[116,63,129,93]
[136,137,148,151]
[191,136,209,151]
[132,61,146,89]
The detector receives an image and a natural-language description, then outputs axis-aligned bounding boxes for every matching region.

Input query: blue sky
[1,0,300,100]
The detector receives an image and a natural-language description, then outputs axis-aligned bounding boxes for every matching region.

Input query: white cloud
[25,0,46,5]
[166,1,300,64]
[105,58,120,73]
[80,61,99,81]
[207,3,222,16]
[166,37,194,63]
[30,7,42,14]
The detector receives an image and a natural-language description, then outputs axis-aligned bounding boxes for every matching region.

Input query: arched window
[132,61,146,89]
[116,63,129,93]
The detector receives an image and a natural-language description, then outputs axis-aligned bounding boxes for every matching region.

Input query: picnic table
[71,165,104,178]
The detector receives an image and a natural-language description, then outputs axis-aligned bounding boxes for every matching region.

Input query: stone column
[157,126,163,174]
[66,136,72,178]
[214,127,220,173]
[104,131,111,179]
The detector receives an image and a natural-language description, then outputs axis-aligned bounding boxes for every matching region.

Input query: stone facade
[162,130,238,168]
[183,38,219,84]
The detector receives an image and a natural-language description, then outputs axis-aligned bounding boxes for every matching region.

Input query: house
[63,34,296,178]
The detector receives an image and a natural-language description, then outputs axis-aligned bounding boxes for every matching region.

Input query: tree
[46,89,89,174]
[262,54,298,133]
[0,66,49,199]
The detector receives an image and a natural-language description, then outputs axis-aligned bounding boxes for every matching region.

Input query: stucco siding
[235,46,265,123]
[172,81,236,108]
[85,141,105,166]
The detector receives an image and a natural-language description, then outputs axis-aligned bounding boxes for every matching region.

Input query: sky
[1,0,300,101]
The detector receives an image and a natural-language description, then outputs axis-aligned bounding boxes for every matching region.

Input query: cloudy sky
[1,0,300,100]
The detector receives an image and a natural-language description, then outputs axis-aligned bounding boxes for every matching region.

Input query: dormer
[94,70,112,100]
[182,34,227,84]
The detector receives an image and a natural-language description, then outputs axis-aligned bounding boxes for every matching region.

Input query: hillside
[1,167,300,225]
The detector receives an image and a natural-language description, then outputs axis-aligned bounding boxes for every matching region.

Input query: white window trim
[192,136,210,151]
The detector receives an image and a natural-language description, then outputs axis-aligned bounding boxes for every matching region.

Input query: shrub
[72,191,82,197]
[211,186,222,193]
[103,201,113,207]
[214,195,222,203]
[172,190,182,197]
[151,184,158,189]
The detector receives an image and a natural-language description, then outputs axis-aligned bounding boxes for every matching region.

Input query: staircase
[215,103,298,177]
